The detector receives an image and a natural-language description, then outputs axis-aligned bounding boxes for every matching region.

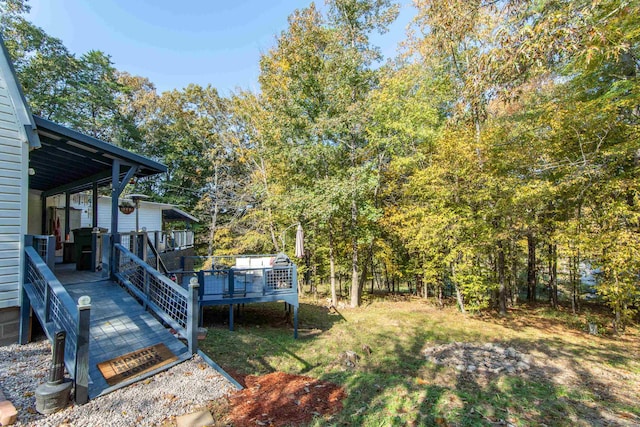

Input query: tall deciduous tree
[324,0,398,307]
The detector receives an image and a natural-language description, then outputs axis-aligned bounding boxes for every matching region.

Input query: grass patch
[199,298,640,426]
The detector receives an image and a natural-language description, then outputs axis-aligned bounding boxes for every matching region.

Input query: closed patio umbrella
[294,224,304,258]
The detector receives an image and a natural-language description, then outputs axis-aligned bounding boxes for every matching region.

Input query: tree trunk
[328,219,337,307]
[510,240,518,306]
[451,262,466,314]
[350,162,360,308]
[498,240,507,315]
[527,232,537,302]
[207,167,219,257]
[384,263,390,293]
[549,244,558,308]
[454,284,466,314]
[571,254,580,314]
[570,255,576,314]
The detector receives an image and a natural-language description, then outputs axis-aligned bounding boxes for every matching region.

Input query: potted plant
[118,198,135,215]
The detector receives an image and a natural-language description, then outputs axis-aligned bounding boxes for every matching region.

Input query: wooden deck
[54,264,191,398]
[178,267,299,337]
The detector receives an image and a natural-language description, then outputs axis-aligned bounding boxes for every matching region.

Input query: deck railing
[119,230,194,255]
[164,230,194,250]
[20,245,90,404]
[113,243,199,354]
[25,235,55,269]
[173,255,297,299]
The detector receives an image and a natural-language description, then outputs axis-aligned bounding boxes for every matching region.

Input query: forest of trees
[2,0,638,327]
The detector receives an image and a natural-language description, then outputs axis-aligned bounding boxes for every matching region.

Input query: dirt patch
[221,372,346,426]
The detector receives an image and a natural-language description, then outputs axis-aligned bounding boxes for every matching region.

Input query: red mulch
[224,372,346,426]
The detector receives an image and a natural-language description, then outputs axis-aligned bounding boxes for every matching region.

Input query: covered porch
[28,115,168,268]
[21,116,200,403]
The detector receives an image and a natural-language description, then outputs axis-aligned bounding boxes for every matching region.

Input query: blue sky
[27,0,415,95]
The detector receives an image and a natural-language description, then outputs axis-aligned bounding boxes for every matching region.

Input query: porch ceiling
[29,115,167,196]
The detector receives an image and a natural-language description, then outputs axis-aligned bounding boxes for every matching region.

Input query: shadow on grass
[199,300,639,426]
[202,301,345,332]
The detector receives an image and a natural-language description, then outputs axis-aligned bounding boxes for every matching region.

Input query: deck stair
[64,279,191,399]
[21,241,195,401]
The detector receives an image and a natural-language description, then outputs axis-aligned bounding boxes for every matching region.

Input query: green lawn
[199,297,640,426]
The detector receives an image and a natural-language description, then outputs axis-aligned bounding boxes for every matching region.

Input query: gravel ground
[0,337,234,426]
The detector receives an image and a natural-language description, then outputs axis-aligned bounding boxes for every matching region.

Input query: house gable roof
[0,34,41,149]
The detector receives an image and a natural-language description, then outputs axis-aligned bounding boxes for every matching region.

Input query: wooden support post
[44,282,51,323]
[41,194,47,236]
[19,285,31,345]
[90,229,98,271]
[111,160,121,245]
[64,192,71,238]
[101,234,111,279]
[75,296,91,405]
[111,241,119,279]
[46,235,56,270]
[228,270,234,296]
[187,278,200,355]
[197,271,205,299]
[229,304,234,331]
[92,182,98,229]
[92,182,99,272]
[20,237,33,345]
[142,270,149,311]
[141,232,148,262]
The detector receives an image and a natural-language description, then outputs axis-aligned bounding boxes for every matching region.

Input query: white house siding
[91,198,164,233]
[0,67,28,312]
[46,195,166,234]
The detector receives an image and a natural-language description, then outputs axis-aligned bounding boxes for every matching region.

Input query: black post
[35,330,73,414]
[49,331,66,385]
[64,192,71,239]
[111,160,120,245]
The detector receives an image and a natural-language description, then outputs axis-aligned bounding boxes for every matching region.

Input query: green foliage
[5,0,640,325]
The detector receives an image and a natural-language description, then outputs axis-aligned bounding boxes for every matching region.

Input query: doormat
[97,343,178,386]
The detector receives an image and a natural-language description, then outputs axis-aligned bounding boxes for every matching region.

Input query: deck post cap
[189,277,199,288]
[78,295,91,309]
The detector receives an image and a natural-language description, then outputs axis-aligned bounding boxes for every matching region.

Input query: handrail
[24,246,78,323]
[115,243,188,296]
[181,254,281,271]
[113,243,198,354]
[117,230,194,257]
[25,235,56,269]
[22,245,90,404]
[172,264,297,300]
[146,238,169,274]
